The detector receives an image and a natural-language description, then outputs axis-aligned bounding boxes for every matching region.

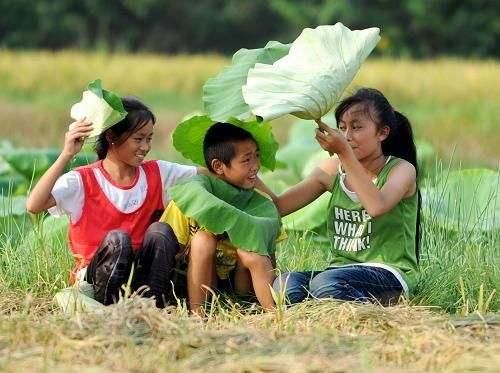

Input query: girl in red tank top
[27,96,198,307]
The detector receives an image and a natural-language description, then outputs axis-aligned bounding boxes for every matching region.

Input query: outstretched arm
[26,119,93,214]
[257,157,337,217]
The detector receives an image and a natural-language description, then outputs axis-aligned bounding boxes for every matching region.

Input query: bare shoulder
[387,158,417,197]
[389,158,416,179]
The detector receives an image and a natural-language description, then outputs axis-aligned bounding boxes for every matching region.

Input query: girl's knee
[272,272,311,304]
[309,271,359,300]
[272,273,290,294]
[146,221,174,236]
[144,222,178,245]
[105,229,130,243]
[100,229,132,255]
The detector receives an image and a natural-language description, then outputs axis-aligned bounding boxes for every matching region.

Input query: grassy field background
[0,51,499,371]
[0,51,499,166]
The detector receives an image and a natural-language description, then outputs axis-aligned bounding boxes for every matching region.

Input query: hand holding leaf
[63,118,93,158]
[314,119,348,156]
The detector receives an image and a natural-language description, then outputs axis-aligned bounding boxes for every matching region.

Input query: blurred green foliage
[0,0,498,57]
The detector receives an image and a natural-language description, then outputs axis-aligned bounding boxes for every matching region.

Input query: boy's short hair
[203,122,257,172]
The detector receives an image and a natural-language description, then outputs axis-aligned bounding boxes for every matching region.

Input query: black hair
[94,96,156,160]
[203,122,256,172]
[335,88,421,262]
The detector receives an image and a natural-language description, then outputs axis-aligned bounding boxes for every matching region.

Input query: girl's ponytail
[386,110,421,262]
[382,110,419,177]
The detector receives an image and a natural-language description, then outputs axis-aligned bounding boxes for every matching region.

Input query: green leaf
[71,80,127,138]
[0,195,27,217]
[0,174,28,196]
[169,175,281,256]
[26,215,69,249]
[242,23,380,120]
[203,41,290,122]
[172,115,279,171]
[87,79,103,98]
[422,168,500,232]
[0,148,95,181]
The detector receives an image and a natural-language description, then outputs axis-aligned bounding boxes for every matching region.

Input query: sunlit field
[0,51,498,371]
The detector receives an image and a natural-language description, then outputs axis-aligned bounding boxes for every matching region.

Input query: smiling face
[214,139,260,189]
[338,103,389,161]
[111,121,154,167]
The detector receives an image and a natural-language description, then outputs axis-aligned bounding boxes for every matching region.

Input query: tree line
[1,0,498,58]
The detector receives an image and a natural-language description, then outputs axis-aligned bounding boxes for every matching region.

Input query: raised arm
[315,119,416,217]
[26,119,93,214]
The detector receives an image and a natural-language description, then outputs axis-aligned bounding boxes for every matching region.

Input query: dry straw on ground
[1,289,498,372]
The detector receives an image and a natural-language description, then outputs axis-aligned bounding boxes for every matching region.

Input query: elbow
[25,199,41,215]
[365,206,386,219]
[274,199,288,217]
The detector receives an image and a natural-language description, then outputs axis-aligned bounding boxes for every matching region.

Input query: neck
[102,156,137,184]
[359,152,387,178]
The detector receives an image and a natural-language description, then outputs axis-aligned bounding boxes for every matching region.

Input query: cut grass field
[2,291,499,372]
[0,51,499,371]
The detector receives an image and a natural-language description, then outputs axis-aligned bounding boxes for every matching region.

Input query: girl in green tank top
[270,88,421,304]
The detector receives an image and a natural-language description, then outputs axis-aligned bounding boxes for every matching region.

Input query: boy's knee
[190,231,217,259]
[238,250,270,269]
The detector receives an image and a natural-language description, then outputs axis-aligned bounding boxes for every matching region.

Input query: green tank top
[326,156,419,287]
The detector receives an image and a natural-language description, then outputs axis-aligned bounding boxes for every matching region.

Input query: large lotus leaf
[0,174,29,196]
[0,195,27,217]
[283,192,330,231]
[70,79,127,138]
[26,215,69,249]
[416,140,436,179]
[301,150,332,179]
[242,23,380,121]
[259,168,300,195]
[203,41,291,122]
[172,115,279,171]
[422,168,500,232]
[0,149,95,180]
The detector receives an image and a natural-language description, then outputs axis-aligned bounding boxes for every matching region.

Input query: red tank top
[68,160,164,266]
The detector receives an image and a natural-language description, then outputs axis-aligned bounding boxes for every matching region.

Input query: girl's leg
[272,271,317,305]
[85,230,133,305]
[187,231,217,314]
[133,222,180,308]
[235,250,275,310]
[309,266,404,305]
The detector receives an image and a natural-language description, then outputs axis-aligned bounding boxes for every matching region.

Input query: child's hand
[314,119,349,156]
[63,118,93,157]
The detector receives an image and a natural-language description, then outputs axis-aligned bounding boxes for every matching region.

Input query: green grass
[1,168,499,372]
[0,51,499,370]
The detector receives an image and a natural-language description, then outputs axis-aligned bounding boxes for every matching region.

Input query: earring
[111,142,115,145]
